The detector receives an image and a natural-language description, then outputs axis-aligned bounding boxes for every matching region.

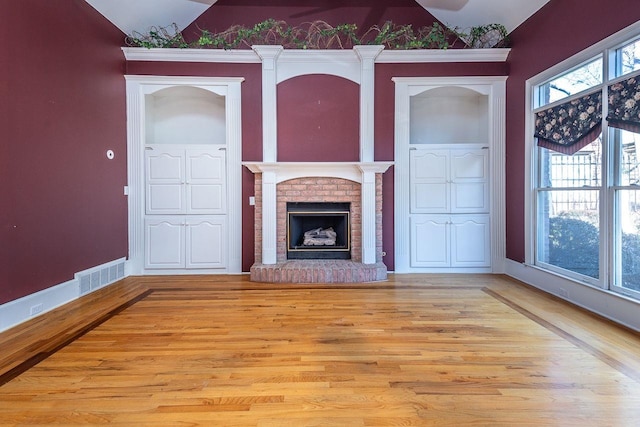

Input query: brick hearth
[250,260,387,283]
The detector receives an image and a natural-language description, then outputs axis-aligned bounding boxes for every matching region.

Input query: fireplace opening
[287,202,350,260]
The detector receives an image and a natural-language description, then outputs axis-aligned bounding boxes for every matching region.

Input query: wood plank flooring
[1,274,640,426]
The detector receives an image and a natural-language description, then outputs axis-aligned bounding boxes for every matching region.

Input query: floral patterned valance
[607,73,640,134]
[534,90,602,155]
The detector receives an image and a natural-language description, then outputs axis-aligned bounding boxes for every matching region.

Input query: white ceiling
[86,0,551,38]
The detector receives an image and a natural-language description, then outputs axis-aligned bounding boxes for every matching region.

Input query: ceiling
[86,0,551,38]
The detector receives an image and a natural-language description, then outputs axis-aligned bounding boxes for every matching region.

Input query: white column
[354,45,384,163]
[359,165,380,264]
[261,168,278,264]
[490,80,507,273]
[253,45,283,163]
[226,81,243,273]
[125,78,144,275]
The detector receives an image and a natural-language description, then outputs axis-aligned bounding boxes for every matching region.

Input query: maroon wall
[169,1,509,271]
[183,0,438,43]
[277,74,360,162]
[175,0,448,271]
[0,1,127,304]
[505,0,640,262]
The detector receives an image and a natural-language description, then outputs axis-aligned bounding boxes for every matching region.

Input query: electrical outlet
[30,303,44,316]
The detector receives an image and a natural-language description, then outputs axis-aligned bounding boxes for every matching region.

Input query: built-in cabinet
[410,146,490,268]
[145,215,226,269]
[144,148,227,269]
[395,77,506,273]
[410,147,489,214]
[411,214,490,268]
[124,80,243,273]
[145,148,226,215]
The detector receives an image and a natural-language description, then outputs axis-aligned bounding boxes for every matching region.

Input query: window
[534,57,603,108]
[610,36,640,77]
[612,128,640,295]
[531,31,640,299]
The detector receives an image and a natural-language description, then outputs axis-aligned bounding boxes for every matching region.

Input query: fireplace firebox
[287,202,350,260]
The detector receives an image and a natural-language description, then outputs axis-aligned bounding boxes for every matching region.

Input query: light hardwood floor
[1,274,639,426]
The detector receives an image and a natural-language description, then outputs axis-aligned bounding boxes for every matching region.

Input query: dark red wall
[505,0,640,262]
[148,1,507,272]
[183,0,439,43]
[145,0,448,272]
[277,74,360,162]
[0,1,127,304]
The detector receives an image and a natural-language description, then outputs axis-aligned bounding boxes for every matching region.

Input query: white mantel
[243,162,393,183]
[244,162,392,265]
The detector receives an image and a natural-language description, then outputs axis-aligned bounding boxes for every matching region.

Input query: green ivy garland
[126,19,509,50]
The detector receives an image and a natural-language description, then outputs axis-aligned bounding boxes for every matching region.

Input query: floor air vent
[77,258,126,296]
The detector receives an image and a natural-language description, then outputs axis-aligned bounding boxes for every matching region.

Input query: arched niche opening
[410,86,489,145]
[277,74,360,162]
[145,86,226,145]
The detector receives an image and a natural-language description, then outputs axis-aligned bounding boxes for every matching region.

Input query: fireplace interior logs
[287,202,350,260]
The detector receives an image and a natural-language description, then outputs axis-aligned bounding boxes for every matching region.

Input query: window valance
[534,90,602,155]
[607,73,640,134]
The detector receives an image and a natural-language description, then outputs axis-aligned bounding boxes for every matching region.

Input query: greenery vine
[125,20,509,50]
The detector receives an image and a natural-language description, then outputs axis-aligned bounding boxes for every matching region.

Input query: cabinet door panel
[145,218,185,268]
[450,216,490,267]
[451,182,489,213]
[412,150,448,180]
[411,216,450,267]
[450,150,488,181]
[410,150,449,213]
[146,151,185,214]
[413,183,449,212]
[186,151,226,214]
[186,217,227,269]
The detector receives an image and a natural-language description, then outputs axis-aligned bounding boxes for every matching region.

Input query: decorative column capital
[354,45,385,65]
[252,45,284,70]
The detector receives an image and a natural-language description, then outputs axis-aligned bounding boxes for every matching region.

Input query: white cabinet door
[145,147,228,271]
[186,216,227,269]
[450,149,489,213]
[146,148,227,215]
[411,214,490,269]
[410,149,449,213]
[186,149,226,214]
[410,147,489,214]
[450,215,491,267]
[410,215,450,267]
[146,216,227,270]
[146,150,185,214]
[145,217,185,268]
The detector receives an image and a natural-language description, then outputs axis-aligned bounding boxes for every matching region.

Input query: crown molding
[122,47,510,64]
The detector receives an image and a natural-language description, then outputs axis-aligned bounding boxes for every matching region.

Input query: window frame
[525,21,640,298]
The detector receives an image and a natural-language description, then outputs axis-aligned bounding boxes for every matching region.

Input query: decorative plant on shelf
[125,20,509,50]
[463,23,510,48]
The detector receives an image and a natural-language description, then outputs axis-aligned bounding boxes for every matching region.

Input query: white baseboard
[505,259,640,332]
[0,258,127,333]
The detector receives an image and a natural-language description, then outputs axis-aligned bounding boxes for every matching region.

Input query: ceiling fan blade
[185,0,218,5]
[416,0,469,11]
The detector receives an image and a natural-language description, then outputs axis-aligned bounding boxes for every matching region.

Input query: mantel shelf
[243,162,393,184]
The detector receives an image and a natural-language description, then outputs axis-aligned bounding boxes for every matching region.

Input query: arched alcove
[410,86,489,145]
[145,86,226,145]
[277,74,360,162]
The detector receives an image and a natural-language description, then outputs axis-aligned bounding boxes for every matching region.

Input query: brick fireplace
[244,163,391,283]
[242,46,392,283]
